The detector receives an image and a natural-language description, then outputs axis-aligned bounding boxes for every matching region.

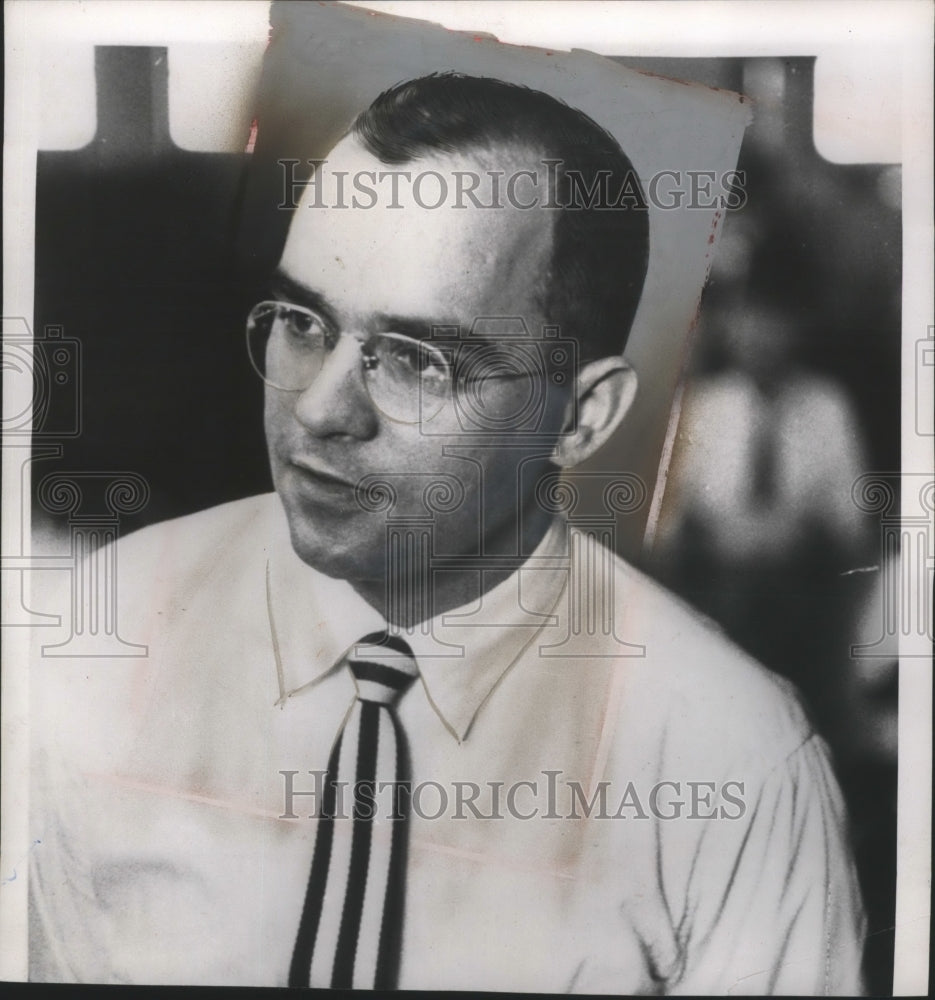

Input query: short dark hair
[350,73,650,360]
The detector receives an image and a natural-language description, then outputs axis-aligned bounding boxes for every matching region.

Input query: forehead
[278,136,556,326]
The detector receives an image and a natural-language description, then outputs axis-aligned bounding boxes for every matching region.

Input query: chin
[283,506,384,584]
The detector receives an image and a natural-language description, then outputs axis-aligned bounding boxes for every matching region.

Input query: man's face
[266,136,569,590]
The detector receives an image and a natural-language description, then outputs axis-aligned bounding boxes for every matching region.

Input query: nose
[292,334,380,439]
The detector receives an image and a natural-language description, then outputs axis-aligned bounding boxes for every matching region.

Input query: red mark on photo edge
[707,209,722,245]
[245,118,259,154]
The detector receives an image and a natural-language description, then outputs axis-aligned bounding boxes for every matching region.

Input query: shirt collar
[265,495,569,741]
[405,518,569,742]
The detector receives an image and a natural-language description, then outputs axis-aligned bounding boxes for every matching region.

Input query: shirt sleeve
[667,733,867,995]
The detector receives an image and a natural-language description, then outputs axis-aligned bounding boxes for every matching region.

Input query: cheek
[362,429,472,509]
[263,391,291,450]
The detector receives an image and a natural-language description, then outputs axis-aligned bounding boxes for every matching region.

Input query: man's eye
[382,337,449,381]
[280,308,323,343]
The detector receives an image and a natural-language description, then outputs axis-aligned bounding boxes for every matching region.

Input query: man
[30,74,865,992]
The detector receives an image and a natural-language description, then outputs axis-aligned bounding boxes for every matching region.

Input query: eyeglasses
[246,300,561,424]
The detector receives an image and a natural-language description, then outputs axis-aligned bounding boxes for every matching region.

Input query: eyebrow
[373,313,452,342]
[269,270,340,328]
[270,268,461,343]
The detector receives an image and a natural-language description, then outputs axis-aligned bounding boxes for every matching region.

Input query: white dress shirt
[30,492,866,992]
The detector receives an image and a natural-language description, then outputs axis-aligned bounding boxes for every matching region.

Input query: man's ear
[551,357,638,469]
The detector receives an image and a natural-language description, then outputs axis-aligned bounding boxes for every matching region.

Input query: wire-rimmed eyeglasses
[246,300,561,425]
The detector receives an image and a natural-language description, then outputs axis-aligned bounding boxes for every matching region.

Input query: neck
[351,501,559,630]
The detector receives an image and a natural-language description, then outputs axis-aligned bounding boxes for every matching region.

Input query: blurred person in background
[653,296,873,725]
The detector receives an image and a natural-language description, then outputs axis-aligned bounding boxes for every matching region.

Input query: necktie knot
[348,632,418,706]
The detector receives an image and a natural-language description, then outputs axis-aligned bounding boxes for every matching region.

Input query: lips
[288,457,357,491]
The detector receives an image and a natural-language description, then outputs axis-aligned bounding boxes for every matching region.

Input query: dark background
[31,44,899,995]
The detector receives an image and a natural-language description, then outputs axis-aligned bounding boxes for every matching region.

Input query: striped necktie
[289,632,418,989]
